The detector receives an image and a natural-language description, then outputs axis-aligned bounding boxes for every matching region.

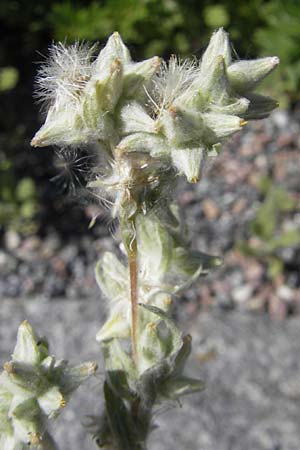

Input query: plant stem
[128,218,139,367]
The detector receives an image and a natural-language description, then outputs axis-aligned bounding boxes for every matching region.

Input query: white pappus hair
[150,55,199,115]
[35,42,96,109]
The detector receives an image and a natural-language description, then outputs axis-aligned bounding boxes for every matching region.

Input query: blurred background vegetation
[0,0,299,247]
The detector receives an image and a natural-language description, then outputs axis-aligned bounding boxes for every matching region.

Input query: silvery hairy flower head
[31,33,161,149]
[0,321,97,449]
[31,29,279,191]
[144,28,279,181]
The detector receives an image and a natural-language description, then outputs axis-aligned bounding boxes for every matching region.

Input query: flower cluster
[0,321,97,449]
[30,29,279,449]
[31,33,160,149]
[32,29,278,217]
[31,23,279,382]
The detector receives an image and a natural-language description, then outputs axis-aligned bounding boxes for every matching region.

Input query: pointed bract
[12,321,40,366]
[242,93,279,120]
[95,252,128,302]
[203,112,246,143]
[120,102,156,135]
[161,107,205,147]
[171,147,206,183]
[37,386,65,417]
[123,56,161,99]
[96,308,131,342]
[201,28,231,72]
[94,32,131,69]
[227,56,279,93]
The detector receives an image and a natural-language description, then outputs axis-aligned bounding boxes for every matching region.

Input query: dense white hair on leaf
[150,55,199,116]
[35,42,96,108]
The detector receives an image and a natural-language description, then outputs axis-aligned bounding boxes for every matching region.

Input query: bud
[170,147,206,183]
[30,105,87,148]
[160,107,204,147]
[115,132,168,156]
[120,102,156,135]
[12,320,41,365]
[227,56,280,93]
[185,55,229,109]
[37,386,65,417]
[123,56,161,99]
[57,361,98,396]
[202,112,246,142]
[94,32,131,68]
[91,58,124,112]
[96,307,131,342]
[94,32,161,101]
[211,96,250,115]
[159,376,205,400]
[200,28,231,73]
[10,398,43,445]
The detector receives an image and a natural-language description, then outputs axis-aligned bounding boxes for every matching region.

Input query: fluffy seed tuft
[150,55,199,115]
[35,42,95,108]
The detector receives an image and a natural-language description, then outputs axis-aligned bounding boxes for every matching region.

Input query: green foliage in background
[49,0,300,102]
[50,0,192,57]
[0,67,19,92]
[255,0,300,106]
[0,155,39,234]
[239,176,300,279]
[49,0,264,58]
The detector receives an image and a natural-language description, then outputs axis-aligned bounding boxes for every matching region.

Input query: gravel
[0,109,299,316]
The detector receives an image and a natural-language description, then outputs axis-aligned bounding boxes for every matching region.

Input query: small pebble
[232,285,253,304]
[5,230,21,250]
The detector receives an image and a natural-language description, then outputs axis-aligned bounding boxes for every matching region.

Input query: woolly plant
[0,29,278,449]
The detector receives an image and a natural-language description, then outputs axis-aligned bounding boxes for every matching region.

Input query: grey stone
[1,299,300,450]
[4,230,21,251]
[232,284,253,304]
[271,110,289,129]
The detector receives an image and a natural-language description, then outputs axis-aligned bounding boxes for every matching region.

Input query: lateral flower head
[0,321,97,448]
